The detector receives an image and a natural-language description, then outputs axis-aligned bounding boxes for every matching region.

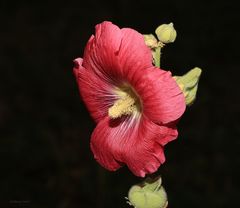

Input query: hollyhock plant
[73,21,186,177]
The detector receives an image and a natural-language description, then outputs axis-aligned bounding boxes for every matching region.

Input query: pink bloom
[74,21,186,177]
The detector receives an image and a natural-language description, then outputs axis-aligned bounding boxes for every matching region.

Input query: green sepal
[174,67,202,106]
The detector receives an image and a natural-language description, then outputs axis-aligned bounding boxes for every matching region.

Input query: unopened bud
[144,34,159,48]
[174,67,202,105]
[155,23,177,43]
[127,176,168,208]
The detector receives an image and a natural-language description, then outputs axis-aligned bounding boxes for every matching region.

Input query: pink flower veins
[74,21,186,177]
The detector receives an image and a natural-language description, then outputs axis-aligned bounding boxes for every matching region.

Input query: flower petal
[117,27,153,75]
[82,21,153,80]
[90,115,178,177]
[128,66,186,124]
[82,21,122,79]
[74,58,118,122]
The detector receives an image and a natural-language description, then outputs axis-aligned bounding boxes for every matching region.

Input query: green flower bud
[143,34,163,67]
[155,23,177,44]
[127,176,168,208]
[174,67,202,106]
[144,34,159,48]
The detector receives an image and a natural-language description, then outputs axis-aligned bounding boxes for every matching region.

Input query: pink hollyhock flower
[73,21,186,177]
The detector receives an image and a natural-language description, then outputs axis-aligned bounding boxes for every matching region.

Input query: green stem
[154,47,161,68]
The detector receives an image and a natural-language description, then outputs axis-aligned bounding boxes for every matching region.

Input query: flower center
[108,86,141,119]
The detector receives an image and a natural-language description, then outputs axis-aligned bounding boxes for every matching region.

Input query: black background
[1,0,239,207]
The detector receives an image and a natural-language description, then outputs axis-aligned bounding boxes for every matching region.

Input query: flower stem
[154,47,161,68]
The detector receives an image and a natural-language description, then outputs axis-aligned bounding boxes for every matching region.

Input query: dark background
[1,0,239,207]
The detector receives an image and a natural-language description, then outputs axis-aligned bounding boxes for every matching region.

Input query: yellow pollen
[108,87,140,119]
